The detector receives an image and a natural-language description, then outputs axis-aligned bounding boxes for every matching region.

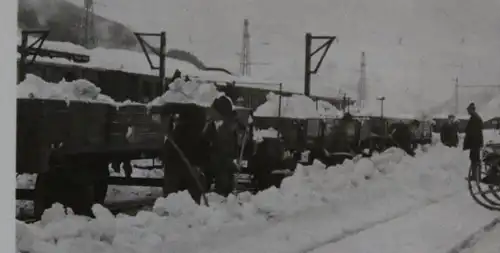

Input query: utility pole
[82,0,97,48]
[357,51,367,109]
[304,33,336,96]
[454,77,459,114]
[240,19,251,76]
[377,96,386,118]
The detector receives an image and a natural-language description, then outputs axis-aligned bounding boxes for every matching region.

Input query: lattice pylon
[240,19,251,76]
[357,51,367,108]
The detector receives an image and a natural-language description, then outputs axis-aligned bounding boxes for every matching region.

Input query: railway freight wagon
[16,97,173,218]
[23,58,348,112]
[16,95,211,219]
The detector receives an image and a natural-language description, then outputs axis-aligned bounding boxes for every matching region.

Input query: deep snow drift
[16,144,477,253]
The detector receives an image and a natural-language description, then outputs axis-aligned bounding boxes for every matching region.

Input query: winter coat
[440,122,459,147]
[164,120,207,168]
[463,113,484,150]
[203,119,239,159]
[390,123,415,156]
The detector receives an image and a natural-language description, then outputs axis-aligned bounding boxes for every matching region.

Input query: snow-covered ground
[16,159,164,217]
[16,143,500,253]
[463,222,500,253]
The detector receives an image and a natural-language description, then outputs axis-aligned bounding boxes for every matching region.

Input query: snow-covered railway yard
[14,0,500,251]
[15,143,500,253]
[16,159,164,219]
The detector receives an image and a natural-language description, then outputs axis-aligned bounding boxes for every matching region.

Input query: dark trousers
[205,157,235,197]
[469,148,481,163]
[163,164,202,204]
[469,148,481,177]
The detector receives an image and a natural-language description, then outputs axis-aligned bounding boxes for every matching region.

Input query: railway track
[16,196,158,223]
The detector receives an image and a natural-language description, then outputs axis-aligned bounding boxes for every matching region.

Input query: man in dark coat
[463,103,484,179]
[440,114,459,147]
[202,96,239,197]
[162,106,208,204]
[390,120,420,156]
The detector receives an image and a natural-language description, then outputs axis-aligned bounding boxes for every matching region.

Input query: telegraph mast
[240,19,251,76]
[357,51,367,108]
[81,0,97,48]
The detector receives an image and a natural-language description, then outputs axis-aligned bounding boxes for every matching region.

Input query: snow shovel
[164,134,209,207]
[233,127,250,194]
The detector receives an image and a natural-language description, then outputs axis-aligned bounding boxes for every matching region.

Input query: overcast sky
[64,0,500,112]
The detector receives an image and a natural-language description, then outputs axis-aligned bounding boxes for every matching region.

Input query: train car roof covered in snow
[17,34,347,104]
[17,35,236,81]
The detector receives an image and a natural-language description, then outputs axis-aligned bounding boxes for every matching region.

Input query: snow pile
[253,128,279,142]
[16,144,471,253]
[484,129,500,144]
[16,160,164,217]
[17,74,116,105]
[479,94,500,121]
[148,78,223,107]
[316,100,343,118]
[254,92,341,119]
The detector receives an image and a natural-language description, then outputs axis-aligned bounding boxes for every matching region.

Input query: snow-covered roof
[148,78,223,108]
[17,74,121,105]
[17,73,223,109]
[17,35,237,81]
[253,92,342,119]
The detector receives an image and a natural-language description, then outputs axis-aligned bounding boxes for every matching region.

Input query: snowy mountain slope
[64,0,500,114]
[19,0,138,49]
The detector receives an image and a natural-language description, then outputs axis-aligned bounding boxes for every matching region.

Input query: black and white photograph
[13,0,500,252]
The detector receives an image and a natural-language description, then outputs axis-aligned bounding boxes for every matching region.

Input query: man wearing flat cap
[463,102,484,179]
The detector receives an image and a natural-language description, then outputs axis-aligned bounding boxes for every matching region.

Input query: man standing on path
[440,114,459,148]
[463,103,484,180]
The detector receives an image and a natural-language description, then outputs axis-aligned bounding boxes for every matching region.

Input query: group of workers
[437,103,485,182]
[162,92,495,203]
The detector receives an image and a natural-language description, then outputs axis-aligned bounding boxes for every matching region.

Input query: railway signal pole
[304,33,336,96]
[135,32,167,92]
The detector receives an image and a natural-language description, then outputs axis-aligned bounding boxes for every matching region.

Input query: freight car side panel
[107,105,165,152]
[17,99,72,173]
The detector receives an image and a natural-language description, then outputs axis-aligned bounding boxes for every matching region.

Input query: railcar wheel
[93,164,110,204]
[33,172,51,219]
[467,164,500,211]
[476,163,500,206]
